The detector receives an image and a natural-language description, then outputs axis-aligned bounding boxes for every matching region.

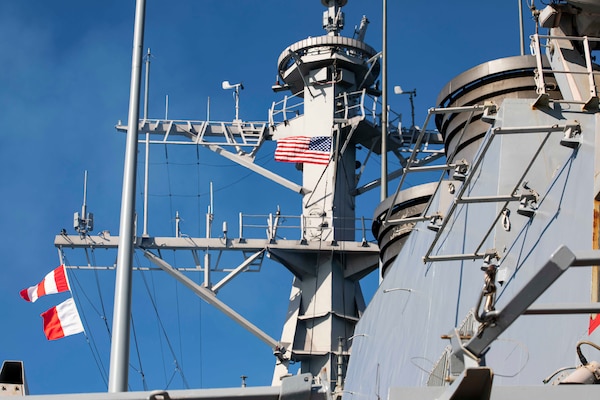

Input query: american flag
[274,136,332,165]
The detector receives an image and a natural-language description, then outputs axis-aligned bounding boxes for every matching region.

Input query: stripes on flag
[21,265,83,340]
[20,265,70,303]
[40,298,84,340]
[274,136,332,165]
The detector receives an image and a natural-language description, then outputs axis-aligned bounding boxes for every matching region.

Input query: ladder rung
[525,303,600,315]
[423,253,485,263]
[405,164,454,173]
[455,195,519,204]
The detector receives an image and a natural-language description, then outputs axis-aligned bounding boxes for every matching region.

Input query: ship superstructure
[51,0,438,394]
[345,1,600,399]
[16,0,600,399]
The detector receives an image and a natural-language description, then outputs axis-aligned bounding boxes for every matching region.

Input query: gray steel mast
[267,0,382,389]
[108,0,146,392]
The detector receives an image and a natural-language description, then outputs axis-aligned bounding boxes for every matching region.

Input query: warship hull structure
[345,1,600,399]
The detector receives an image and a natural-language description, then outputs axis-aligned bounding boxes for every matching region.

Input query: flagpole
[108,0,146,392]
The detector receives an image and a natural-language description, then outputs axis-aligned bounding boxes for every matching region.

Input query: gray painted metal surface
[108,0,146,392]
[32,1,600,399]
[343,1,600,396]
[20,374,326,400]
[344,97,599,398]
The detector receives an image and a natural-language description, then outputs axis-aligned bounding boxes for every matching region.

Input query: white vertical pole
[204,252,211,288]
[108,0,146,392]
[81,170,88,227]
[207,182,214,239]
[518,0,525,56]
[380,0,388,201]
[165,94,169,120]
[142,48,151,237]
[207,96,211,122]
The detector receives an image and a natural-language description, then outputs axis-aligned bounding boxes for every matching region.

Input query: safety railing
[421,120,580,264]
[268,91,305,127]
[237,211,374,244]
[120,119,268,149]
[530,33,600,109]
[269,89,406,139]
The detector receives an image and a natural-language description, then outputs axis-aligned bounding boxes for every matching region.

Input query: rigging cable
[163,144,188,387]
[130,313,149,391]
[146,146,189,388]
[196,144,203,235]
[87,247,111,334]
[127,253,149,390]
[306,167,331,372]
[174,263,186,387]
[163,144,175,232]
[195,144,204,387]
[197,288,204,388]
[67,252,149,390]
[140,264,191,389]
[332,130,352,361]
[61,256,109,388]
[135,250,168,385]
[209,170,255,195]
[149,261,168,385]
[163,145,186,387]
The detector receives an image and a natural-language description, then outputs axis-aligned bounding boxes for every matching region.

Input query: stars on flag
[274,136,332,165]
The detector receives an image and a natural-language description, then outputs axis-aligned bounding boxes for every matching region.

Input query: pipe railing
[237,212,375,243]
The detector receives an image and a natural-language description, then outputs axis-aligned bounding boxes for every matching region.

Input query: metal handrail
[530,33,600,104]
[382,105,488,226]
[125,119,268,148]
[269,90,305,126]
[422,123,572,263]
[238,212,374,242]
[269,89,405,138]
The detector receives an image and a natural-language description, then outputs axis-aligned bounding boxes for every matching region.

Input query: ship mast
[268,0,382,389]
[108,0,146,392]
[55,0,383,393]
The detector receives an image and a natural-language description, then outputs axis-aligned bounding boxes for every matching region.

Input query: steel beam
[211,250,265,293]
[143,251,280,350]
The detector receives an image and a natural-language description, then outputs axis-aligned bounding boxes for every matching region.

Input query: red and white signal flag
[20,265,71,303]
[40,298,84,340]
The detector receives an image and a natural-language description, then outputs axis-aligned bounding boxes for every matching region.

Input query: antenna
[394,86,417,129]
[165,94,169,120]
[354,15,369,42]
[222,80,244,121]
[74,170,94,236]
[207,96,210,122]
[322,0,346,34]
[206,181,214,239]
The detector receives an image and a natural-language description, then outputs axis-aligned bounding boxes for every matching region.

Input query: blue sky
[0,0,536,395]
